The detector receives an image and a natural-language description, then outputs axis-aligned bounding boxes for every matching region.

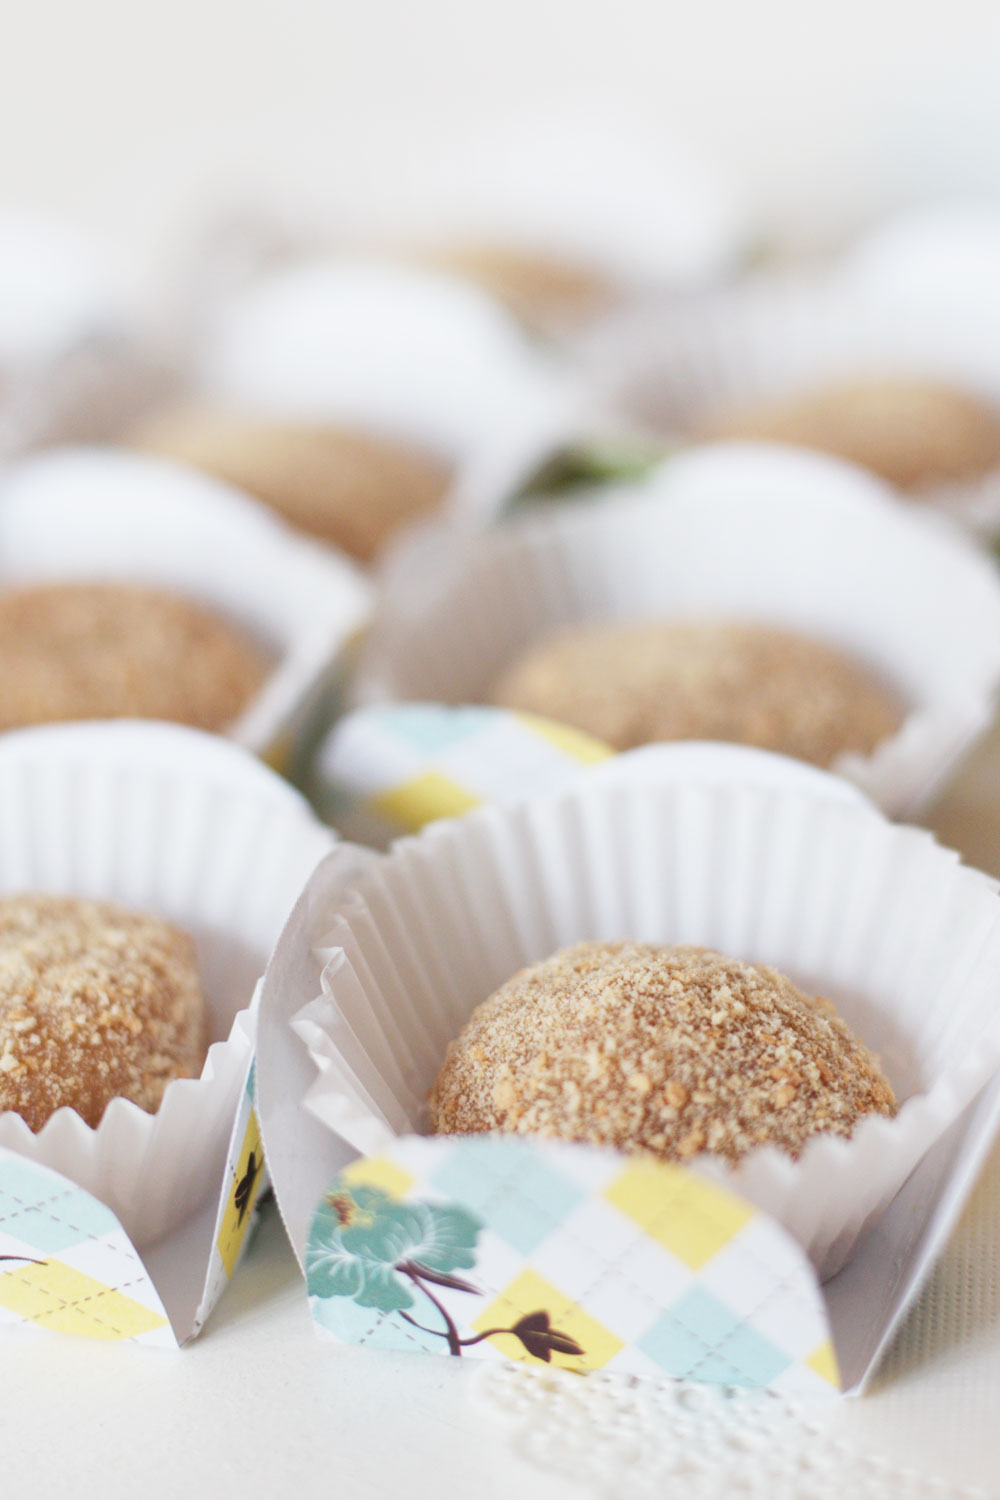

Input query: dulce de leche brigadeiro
[0,582,270,733]
[707,376,1000,492]
[429,942,897,1164]
[134,409,451,563]
[0,895,210,1131]
[492,620,902,766]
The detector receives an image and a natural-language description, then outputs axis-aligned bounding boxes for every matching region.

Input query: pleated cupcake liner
[353,444,1000,817]
[258,743,1000,1280]
[0,720,335,1248]
[0,445,372,770]
[579,246,1000,537]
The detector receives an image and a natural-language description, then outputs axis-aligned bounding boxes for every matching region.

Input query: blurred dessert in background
[134,409,449,562]
[0,213,164,455]
[492,619,903,766]
[374,115,747,334]
[706,375,1000,491]
[417,242,613,332]
[0,581,270,732]
[133,258,579,561]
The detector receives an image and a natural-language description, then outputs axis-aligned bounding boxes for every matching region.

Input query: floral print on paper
[307,1183,582,1362]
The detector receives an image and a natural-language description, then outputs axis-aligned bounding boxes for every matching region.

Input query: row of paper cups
[8,203,1000,548]
[14,708,1000,1349]
[4,432,1000,827]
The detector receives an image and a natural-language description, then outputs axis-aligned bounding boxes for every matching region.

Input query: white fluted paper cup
[0,720,335,1247]
[0,213,166,456]
[190,258,589,518]
[259,743,1000,1280]
[579,243,1000,536]
[353,444,1000,817]
[0,445,372,770]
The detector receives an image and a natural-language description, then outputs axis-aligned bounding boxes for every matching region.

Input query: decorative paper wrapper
[256,742,1000,1393]
[307,1138,837,1397]
[0,721,335,1346]
[0,446,371,777]
[353,444,1000,817]
[311,703,877,850]
[310,703,613,847]
[579,225,1000,536]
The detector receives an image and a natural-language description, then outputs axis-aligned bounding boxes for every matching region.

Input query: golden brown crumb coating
[0,895,209,1131]
[134,408,451,562]
[492,619,902,766]
[0,582,269,732]
[706,376,1000,491]
[429,941,897,1163]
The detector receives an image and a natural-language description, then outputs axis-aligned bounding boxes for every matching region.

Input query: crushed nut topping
[429,941,897,1164]
[0,895,209,1131]
[0,583,270,732]
[492,621,902,767]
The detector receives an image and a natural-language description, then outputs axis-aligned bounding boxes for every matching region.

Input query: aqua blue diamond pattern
[373,704,499,754]
[0,1160,122,1251]
[311,1293,444,1354]
[429,1139,583,1255]
[638,1286,792,1387]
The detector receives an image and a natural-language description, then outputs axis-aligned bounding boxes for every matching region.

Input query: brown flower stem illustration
[399,1264,463,1355]
[395,1260,584,1362]
[398,1313,517,1347]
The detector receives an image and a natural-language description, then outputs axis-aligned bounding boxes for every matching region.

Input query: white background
[1,0,999,268]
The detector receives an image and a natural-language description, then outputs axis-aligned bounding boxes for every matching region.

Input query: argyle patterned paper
[0,1150,172,1346]
[305,1136,839,1397]
[314,704,612,844]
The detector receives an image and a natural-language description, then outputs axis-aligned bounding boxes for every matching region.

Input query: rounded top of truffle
[0,894,209,1131]
[0,582,269,732]
[708,376,1000,491]
[492,620,902,765]
[429,941,897,1163]
[134,409,450,562]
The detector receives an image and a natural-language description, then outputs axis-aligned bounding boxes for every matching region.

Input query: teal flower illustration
[306,1185,482,1314]
[306,1177,584,1362]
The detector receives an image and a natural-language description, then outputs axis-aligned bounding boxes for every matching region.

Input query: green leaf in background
[506,437,669,512]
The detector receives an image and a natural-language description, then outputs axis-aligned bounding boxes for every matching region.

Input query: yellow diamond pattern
[516,714,614,764]
[806,1338,840,1387]
[216,1109,266,1280]
[372,772,482,833]
[472,1267,623,1371]
[604,1157,754,1270]
[0,1259,168,1340]
[341,1155,416,1199]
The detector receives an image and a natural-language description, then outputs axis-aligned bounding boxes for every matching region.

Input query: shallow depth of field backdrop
[1,0,998,276]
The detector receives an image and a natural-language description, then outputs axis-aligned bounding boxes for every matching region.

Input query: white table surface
[9,723,1000,1500]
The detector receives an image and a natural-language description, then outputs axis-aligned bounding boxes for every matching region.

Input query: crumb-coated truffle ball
[133,409,451,562]
[492,620,901,766]
[0,582,270,732]
[429,941,897,1163]
[706,376,1000,491]
[0,895,210,1131]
